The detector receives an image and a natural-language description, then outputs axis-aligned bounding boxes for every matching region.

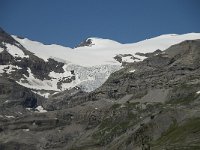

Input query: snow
[5,43,29,58]
[23,129,30,132]
[121,56,135,63]
[4,100,9,103]
[196,91,200,94]
[16,67,72,91]
[17,68,60,91]
[0,47,4,53]
[41,93,50,98]
[13,33,200,67]
[17,64,120,92]
[31,90,50,98]
[0,66,5,74]
[0,65,21,75]
[18,112,22,115]
[35,106,47,113]
[17,66,77,91]
[8,33,200,92]
[129,69,135,73]
[5,115,15,119]
[11,37,71,62]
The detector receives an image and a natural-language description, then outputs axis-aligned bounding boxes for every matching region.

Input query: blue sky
[0,0,200,47]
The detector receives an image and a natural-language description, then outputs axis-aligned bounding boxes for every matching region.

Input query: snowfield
[6,43,29,58]
[13,33,200,67]
[1,33,199,95]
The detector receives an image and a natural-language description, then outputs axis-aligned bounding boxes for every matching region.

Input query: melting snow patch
[5,115,15,119]
[32,90,50,98]
[35,106,47,113]
[40,93,50,98]
[4,100,9,103]
[0,47,4,53]
[23,129,30,132]
[0,65,21,74]
[17,68,60,91]
[121,56,135,63]
[18,64,121,92]
[129,69,136,73]
[196,91,200,94]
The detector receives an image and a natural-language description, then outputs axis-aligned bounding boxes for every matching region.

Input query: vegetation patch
[167,83,200,105]
[151,118,200,150]
[167,92,198,105]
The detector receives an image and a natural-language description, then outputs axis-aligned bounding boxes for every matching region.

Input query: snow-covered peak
[13,33,200,67]
[12,35,72,63]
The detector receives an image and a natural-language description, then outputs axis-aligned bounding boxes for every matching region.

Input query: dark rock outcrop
[75,38,94,48]
[0,77,45,116]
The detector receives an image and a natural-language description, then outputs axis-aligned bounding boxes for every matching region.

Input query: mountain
[1,27,200,96]
[0,27,200,150]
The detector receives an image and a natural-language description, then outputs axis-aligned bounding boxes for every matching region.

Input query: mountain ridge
[12,32,200,66]
[0,27,199,96]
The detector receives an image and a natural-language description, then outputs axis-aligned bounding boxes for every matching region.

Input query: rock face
[0,76,45,116]
[93,40,200,101]
[75,38,94,48]
[0,27,64,80]
[0,27,200,150]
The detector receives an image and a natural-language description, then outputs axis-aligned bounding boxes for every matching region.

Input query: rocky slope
[0,27,200,150]
[0,27,75,96]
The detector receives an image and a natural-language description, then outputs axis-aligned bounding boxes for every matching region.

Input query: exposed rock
[75,38,94,48]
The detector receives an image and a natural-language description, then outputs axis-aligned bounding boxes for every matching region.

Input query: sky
[0,0,200,47]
